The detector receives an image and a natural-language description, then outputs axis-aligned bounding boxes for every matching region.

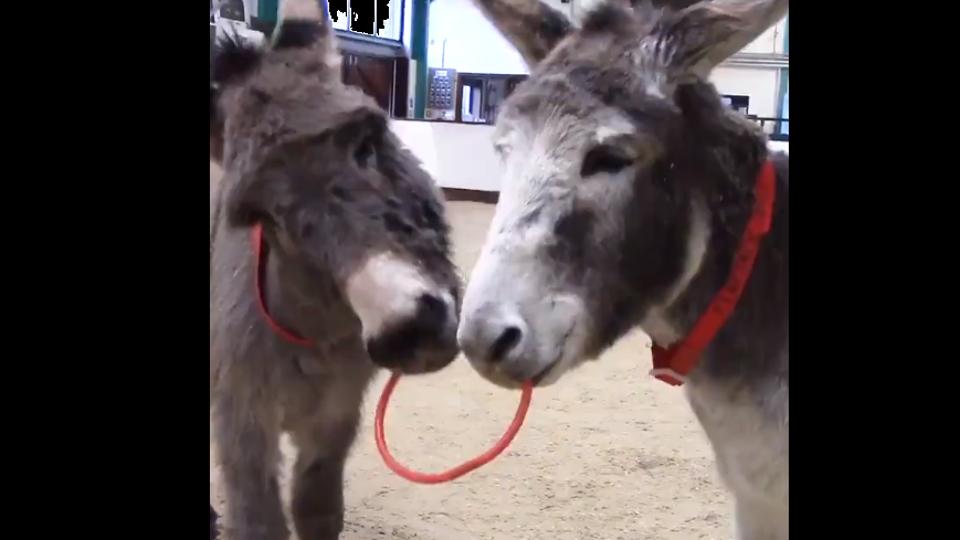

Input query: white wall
[425,0,576,74]
[392,120,787,193]
[427,0,528,74]
[741,19,788,54]
[710,66,780,117]
[402,0,414,51]
[391,120,503,191]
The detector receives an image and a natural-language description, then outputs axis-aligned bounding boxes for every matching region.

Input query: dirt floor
[210,178,731,538]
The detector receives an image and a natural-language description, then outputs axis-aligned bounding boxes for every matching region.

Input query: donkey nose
[458,303,529,365]
[364,291,459,373]
[417,293,451,328]
[489,326,523,364]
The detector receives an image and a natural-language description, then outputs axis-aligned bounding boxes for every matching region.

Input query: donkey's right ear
[653,0,788,81]
[473,0,574,66]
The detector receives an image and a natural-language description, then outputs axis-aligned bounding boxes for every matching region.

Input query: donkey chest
[278,348,376,430]
[685,378,788,506]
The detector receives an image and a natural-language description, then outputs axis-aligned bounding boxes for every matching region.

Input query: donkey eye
[580,145,635,177]
[354,137,375,168]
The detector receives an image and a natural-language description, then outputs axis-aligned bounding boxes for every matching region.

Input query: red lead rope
[375,372,533,484]
[650,159,778,386]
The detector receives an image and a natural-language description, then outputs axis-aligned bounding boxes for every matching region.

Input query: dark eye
[580,145,635,177]
[354,136,375,168]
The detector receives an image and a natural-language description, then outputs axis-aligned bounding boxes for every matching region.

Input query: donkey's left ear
[654,0,788,81]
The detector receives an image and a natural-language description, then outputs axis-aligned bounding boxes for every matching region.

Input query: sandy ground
[210,174,731,538]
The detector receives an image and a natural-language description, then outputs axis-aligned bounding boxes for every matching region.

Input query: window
[777,70,789,136]
[253,1,404,41]
[328,0,403,40]
[721,94,750,116]
[776,16,788,136]
[427,0,528,75]
[218,0,247,23]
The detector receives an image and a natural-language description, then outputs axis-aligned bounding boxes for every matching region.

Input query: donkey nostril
[417,294,449,325]
[489,326,522,363]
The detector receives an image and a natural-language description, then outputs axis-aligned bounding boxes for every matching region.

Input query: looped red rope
[375,372,533,484]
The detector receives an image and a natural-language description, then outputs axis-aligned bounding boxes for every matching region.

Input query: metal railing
[749,116,789,141]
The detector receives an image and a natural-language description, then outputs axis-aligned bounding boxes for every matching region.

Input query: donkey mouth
[531,360,559,386]
[489,355,561,388]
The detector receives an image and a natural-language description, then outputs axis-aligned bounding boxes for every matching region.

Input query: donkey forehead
[496,70,678,152]
[227,80,375,142]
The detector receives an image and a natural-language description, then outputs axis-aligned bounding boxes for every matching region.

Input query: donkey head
[458,0,786,387]
[211,0,460,373]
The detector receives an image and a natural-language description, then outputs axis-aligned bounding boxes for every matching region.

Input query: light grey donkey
[457,0,789,538]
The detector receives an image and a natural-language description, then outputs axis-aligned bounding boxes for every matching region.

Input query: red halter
[250,223,314,348]
[650,159,777,386]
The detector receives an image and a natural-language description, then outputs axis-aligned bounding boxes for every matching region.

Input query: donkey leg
[734,496,788,540]
[213,395,288,540]
[210,504,219,540]
[288,400,363,540]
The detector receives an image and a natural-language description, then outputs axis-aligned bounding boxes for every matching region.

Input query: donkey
[457,0,789,538]
[209,2,461,539]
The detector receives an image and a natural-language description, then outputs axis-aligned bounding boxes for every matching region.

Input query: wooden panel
[443,188,498,204]
[393,57,409,118]
[342,54,395,112]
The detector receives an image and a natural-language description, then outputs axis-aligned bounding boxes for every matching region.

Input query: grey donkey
[209,1,461,539]
[456,0,789,538]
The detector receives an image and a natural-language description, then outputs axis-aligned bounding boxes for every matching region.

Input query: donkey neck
[662,153,789,382]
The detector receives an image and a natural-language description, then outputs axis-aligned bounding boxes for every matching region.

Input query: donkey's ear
[270,0,342,70]
[473,0,574,66]
[654,0,787,80]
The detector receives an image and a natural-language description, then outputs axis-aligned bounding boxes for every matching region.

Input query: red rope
[251,223,314,348]
[375,372,533,484]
